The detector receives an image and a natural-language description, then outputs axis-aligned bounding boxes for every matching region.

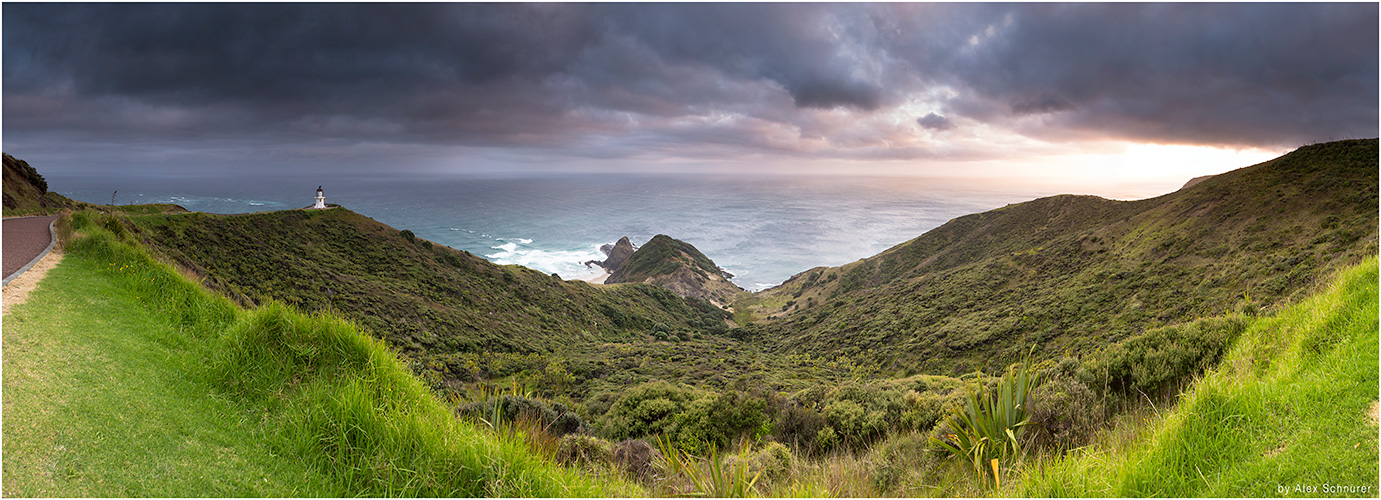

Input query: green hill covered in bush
[606,234,748,306]
[748,139,1378,377]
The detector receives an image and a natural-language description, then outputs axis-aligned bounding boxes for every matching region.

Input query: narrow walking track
[3,216,59,284]
[3,216,62,313]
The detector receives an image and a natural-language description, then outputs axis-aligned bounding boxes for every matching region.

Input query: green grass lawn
[2,253,333,496]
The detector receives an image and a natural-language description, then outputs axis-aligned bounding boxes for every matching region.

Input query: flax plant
[931,355,1039,486]
[654,434,762,497]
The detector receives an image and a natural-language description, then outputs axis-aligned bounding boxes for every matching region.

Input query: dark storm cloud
[917,113,956,131]
[888,3,1379,146]
[3,3,1376,172]
[1009,93,1075,116]
[595,4,890,110]
[4,3,609,145]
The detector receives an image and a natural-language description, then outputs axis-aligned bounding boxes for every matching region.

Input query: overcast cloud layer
[3,3,1376,175]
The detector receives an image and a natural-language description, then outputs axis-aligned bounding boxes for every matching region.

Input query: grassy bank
[1013,257,1379,496]
[3,214,637,496]
[3,236,329,496]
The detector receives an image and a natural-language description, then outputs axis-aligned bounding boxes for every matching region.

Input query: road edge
[2,217,58,287]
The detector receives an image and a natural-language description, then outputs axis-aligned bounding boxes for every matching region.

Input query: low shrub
[596,380,699,440]
[725,441,794,481]
[613,439,662,480]
[457,395,584,436]
[816,426,840,451]
[1028,358,1106,452]
[1090,316,1249,398]
[868,432,938,494]
[772,404,825,454]
[555,434,614,466]
[674,391,769,454]
[819,384,905,448]
[901,390,959,433]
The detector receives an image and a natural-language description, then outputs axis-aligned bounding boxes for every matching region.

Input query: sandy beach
[581,272,610,285]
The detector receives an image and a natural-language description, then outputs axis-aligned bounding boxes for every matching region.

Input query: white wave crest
[485,239,606,281]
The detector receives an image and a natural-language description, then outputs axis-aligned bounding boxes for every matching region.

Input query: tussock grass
[5,216,637,496]
[209,303,635,496]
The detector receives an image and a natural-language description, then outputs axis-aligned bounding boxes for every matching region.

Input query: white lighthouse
[312,186,327,209]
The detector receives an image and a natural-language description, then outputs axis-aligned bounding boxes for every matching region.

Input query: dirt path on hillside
[3,250,63,315]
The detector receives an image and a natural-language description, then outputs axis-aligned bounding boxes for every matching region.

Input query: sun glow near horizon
[998,141,1289,200]
[637,140,1292,201]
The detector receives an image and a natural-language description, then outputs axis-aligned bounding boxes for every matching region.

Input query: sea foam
[485,238,606,281]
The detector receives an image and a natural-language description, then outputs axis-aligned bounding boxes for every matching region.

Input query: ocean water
[51,173,1056,291]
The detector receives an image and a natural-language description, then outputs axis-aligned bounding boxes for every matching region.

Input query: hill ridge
[745,138,1377,376]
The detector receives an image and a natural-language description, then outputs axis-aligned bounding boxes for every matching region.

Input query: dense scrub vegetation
[463,255,1373,496]
[1015,257,1378,496]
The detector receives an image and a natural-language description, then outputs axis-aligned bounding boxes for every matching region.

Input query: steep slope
[124,208,731,392]
[4,153,185,217]
[606,234,747,305]
[749,139,1378,376]
[1018,257,1378,496]
[591,236,636,272]
[2,153,80,216]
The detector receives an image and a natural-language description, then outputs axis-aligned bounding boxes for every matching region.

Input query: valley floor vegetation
[5,205,1376,497]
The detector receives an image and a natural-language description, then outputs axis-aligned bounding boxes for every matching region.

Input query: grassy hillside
[3,211,637,496]
[1013,257,1378,496]
[2,238,332,496]
[750,139,1378,376]
[3,153,80,216]
[608,234,747,305]
[4,152,186,217]
[122,208,732,394]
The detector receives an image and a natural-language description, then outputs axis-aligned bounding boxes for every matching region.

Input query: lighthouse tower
[312,186,327,209]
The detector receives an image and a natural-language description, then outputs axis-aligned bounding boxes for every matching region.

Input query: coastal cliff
[601,234,746,306]
[589,236,635,273]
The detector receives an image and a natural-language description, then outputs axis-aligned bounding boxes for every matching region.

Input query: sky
[3,3,1377,197]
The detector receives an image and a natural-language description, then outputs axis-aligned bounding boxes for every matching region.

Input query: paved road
[4,216,59,281]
